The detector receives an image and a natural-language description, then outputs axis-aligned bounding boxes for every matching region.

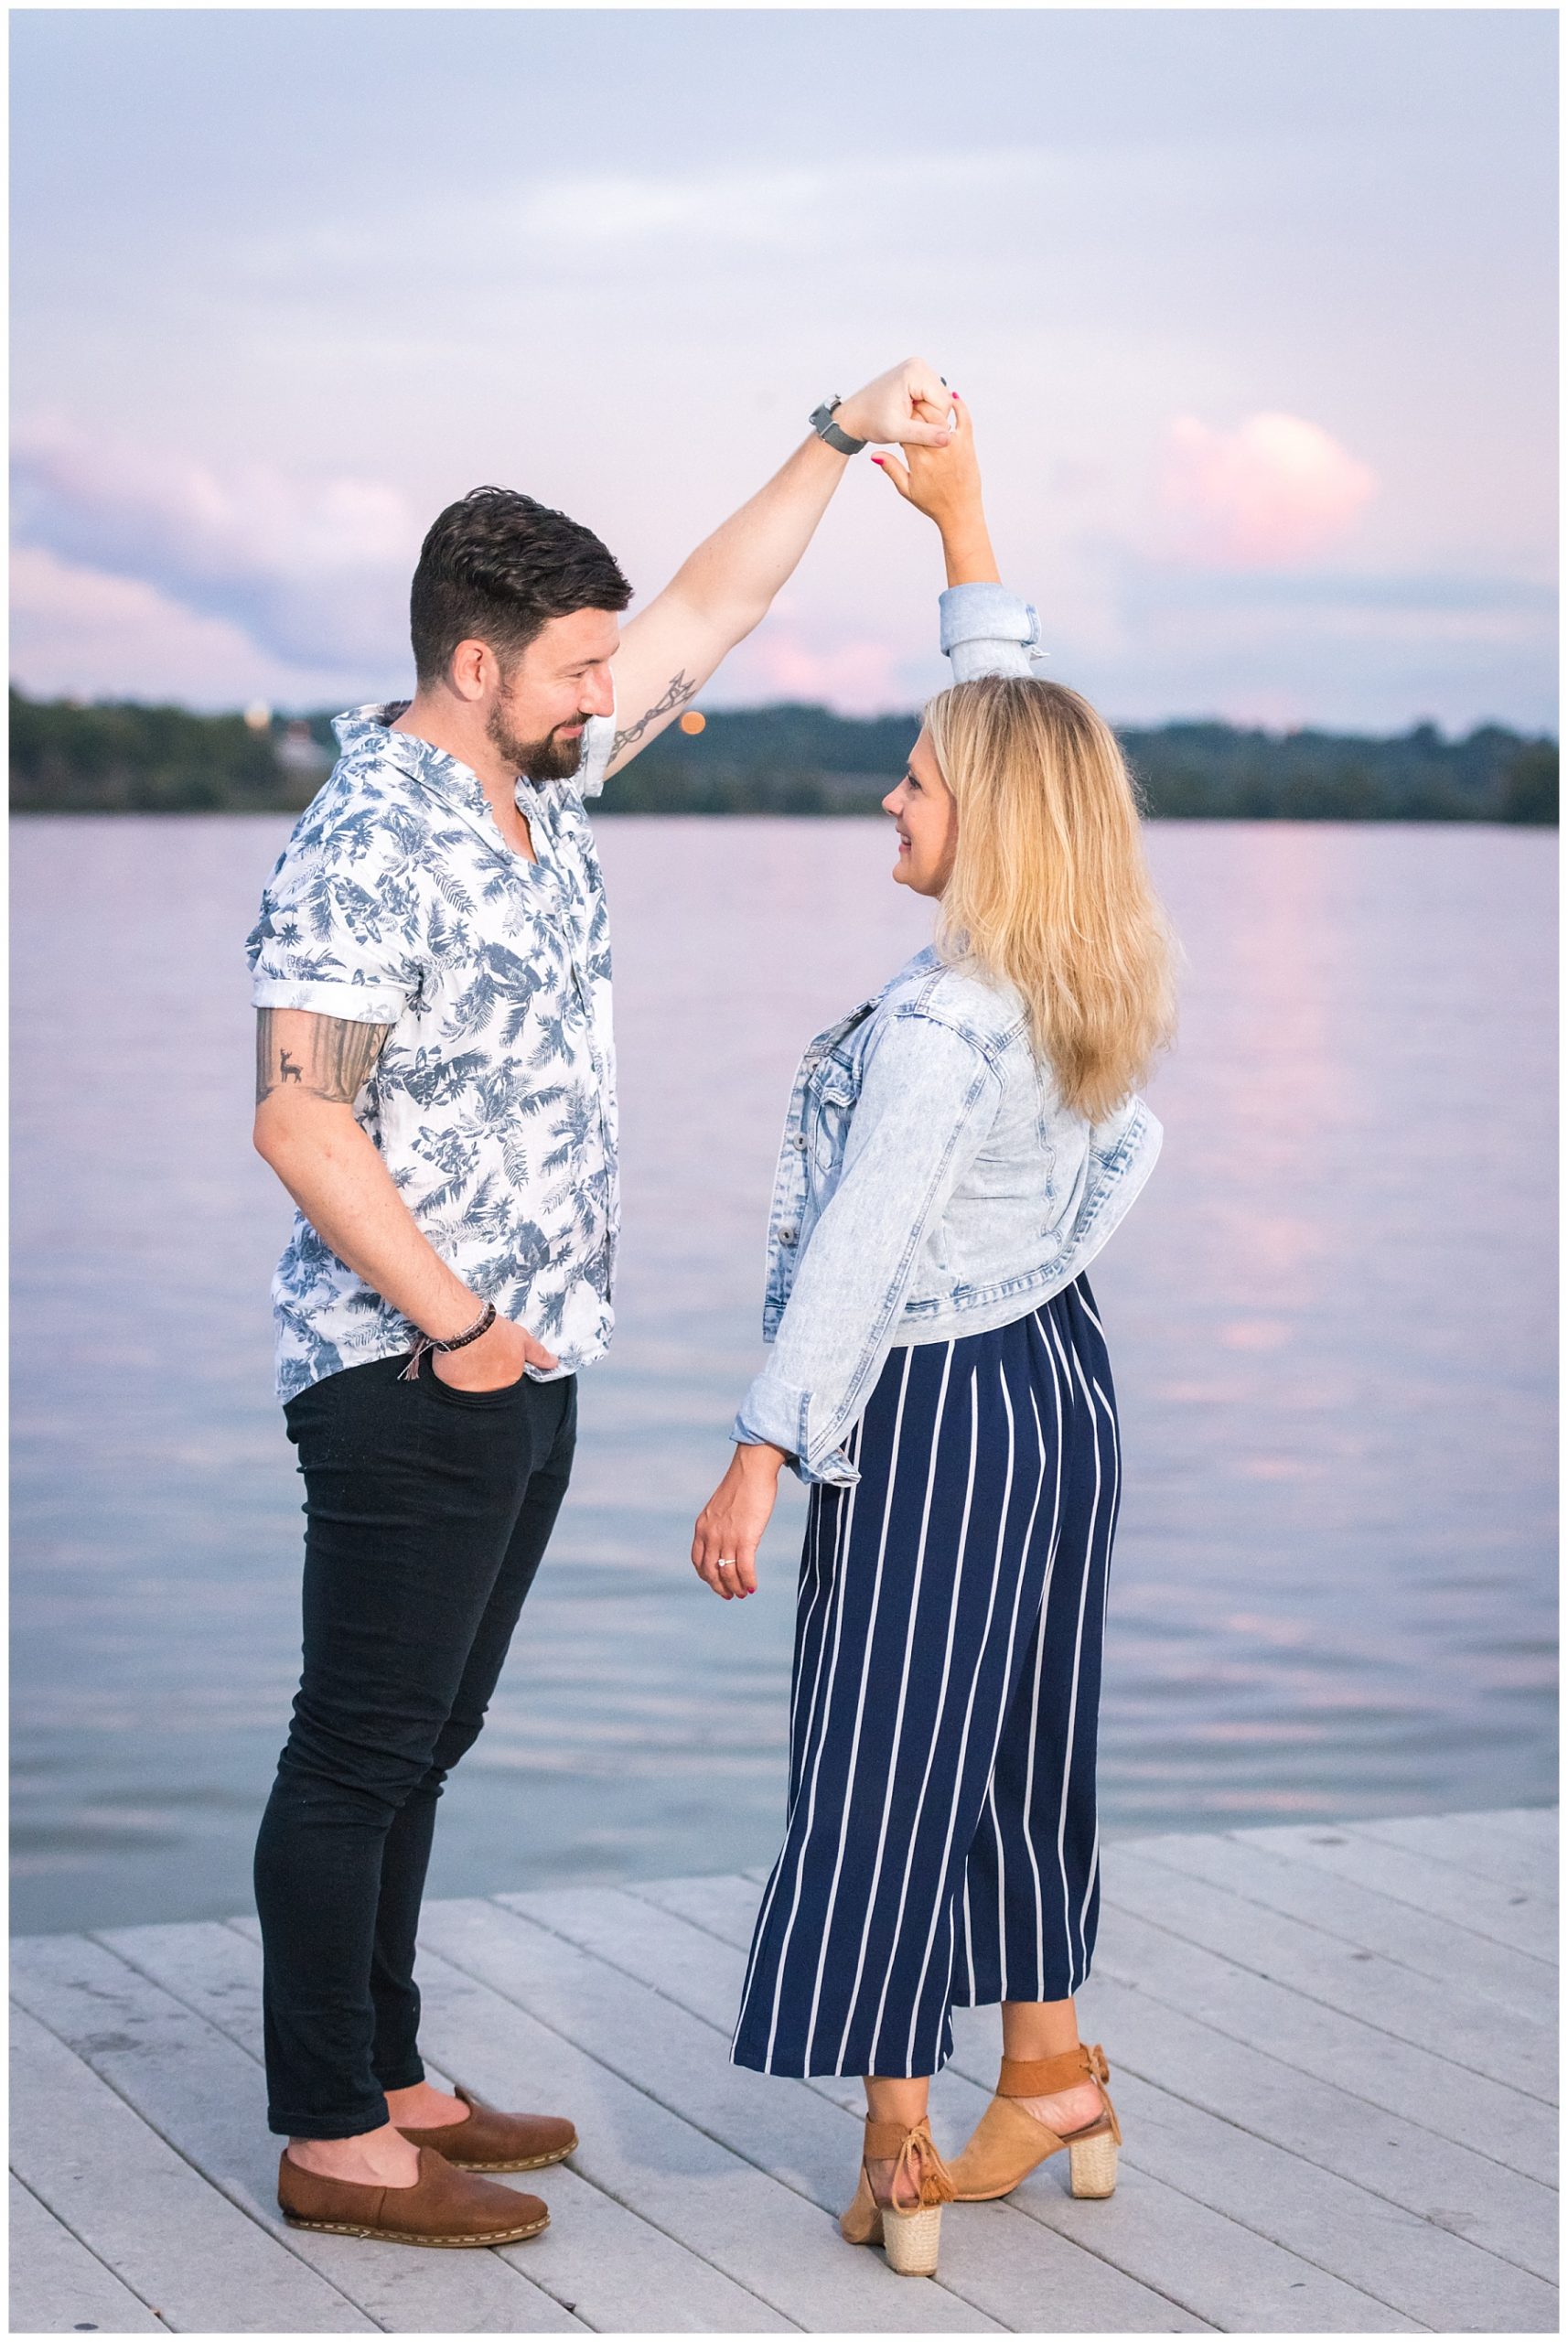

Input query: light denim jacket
[732,581,1164,1488]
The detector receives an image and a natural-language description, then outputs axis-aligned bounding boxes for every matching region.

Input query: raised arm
[603,358,953,776]
[875,392,1042,682]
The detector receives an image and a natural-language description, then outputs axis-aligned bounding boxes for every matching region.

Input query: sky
[9,7,1559,733]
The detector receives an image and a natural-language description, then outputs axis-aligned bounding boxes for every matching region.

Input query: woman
[691,395,1179,2278]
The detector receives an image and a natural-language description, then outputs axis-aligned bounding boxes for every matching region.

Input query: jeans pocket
[418,1348,531,1408]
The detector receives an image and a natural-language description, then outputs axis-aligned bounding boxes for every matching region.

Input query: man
[247,358,951,2249]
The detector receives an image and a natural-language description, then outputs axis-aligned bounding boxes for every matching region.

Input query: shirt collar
[333,703,496,821]
[331,704,583,927]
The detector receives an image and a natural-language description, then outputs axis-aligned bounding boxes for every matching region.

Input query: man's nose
[582,665,616,718]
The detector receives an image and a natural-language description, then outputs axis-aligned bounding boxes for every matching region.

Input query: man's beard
[486,701,585,785]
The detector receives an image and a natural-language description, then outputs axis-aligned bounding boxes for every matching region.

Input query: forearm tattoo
[611,671,698,758]
[256,1010,392,1105]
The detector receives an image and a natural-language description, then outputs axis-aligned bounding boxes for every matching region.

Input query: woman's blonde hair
[924,674,1180,1123]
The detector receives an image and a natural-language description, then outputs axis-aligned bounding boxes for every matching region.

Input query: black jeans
[252,1348,576,2138]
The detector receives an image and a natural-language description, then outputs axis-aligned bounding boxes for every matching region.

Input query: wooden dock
[10,1807,1557,2334]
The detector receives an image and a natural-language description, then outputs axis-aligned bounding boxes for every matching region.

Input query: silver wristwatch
[809,396,868,456]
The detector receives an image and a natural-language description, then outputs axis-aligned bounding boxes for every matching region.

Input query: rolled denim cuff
[938,583,1042,683]
[732,1382,861,1490]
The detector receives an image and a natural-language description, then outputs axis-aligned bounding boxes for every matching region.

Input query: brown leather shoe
[277,2144,548,2246]
[395,2082,577,2173]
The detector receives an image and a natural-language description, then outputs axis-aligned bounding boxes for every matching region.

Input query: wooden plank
[1350,1813,1559,1897]
[1090,1902,1554,2177]
[100,1920,267,2056]
[180,1916,796,2337]
[627,1870,768,1949]
[10,1934,582,2336]
[509,1881,1209,2335]
[9,2002,370,2334]
[521,1881,1554,2328]
[1237,1823,1555,1960]
[1482,1808,1559,1849]
[1120,1830,1555,2025]
[8,2173,166,2335]
[1104,1848,1554,2100]
[414,1896,1002,2334]
[471,1887,1413,2335]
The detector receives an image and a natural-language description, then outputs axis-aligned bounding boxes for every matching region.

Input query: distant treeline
[9,687,1558,823]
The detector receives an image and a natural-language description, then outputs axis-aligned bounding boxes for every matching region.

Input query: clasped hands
[830,358,985,521]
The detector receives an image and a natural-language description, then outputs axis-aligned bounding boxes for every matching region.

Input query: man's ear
[448,639,491,703]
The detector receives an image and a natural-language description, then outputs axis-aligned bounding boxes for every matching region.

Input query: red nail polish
[871,456,885,467]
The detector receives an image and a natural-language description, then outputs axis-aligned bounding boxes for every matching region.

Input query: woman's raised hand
[872,391,984,528]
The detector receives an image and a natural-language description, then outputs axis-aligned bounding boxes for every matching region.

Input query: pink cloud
[1156,412,1377,565]
[728,627,907,714]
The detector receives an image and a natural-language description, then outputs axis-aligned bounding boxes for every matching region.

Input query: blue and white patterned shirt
[246,702,618,1403]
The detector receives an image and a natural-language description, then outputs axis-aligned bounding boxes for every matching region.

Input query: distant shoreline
[9,688,1557,824]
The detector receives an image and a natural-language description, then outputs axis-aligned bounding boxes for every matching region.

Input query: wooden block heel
[840,2114,956,2278]
[1068,2130,1119,2198]
[882,2201,944,2276]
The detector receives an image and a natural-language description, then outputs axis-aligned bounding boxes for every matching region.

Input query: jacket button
[779,1226,798,1244]
[791,1134,808,1151]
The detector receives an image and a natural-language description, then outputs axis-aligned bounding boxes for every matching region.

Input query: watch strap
[810,396,868,456]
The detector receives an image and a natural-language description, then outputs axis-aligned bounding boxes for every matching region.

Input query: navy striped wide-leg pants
[731,1272,1121,2079]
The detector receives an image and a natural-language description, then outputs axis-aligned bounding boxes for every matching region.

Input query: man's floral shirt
[246,703,618,1403]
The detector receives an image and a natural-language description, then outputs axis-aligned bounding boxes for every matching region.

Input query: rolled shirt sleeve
[573,706,618,800]
[247,809,427,1026]
[734,1008,1003,1486]
[939,581,1042,682]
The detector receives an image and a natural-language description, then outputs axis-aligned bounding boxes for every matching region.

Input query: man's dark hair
[410,487,632,689]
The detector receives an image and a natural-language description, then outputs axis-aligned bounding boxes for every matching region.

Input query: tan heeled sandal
[840,2114,957,2277]
[949,2041,1122,2202]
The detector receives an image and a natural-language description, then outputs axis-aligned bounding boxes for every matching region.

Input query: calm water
[10,816,1557,1934]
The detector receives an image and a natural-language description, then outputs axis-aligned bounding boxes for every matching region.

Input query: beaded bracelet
[398,1299,498,1383]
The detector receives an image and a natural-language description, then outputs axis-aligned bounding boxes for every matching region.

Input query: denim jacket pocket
[804,1057,860,1176]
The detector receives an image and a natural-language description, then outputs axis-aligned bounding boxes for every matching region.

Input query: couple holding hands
[247,355,1176,2275]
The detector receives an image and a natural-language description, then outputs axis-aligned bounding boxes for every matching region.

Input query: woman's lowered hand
[692,1441,788,1599]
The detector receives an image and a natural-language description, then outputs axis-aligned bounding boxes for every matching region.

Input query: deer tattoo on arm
[256,1011,392,1106]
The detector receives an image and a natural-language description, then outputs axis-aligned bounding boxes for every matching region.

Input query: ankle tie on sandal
[862,2116,957,2208]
